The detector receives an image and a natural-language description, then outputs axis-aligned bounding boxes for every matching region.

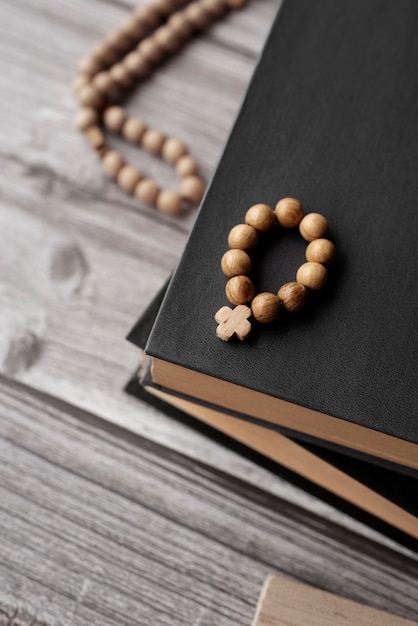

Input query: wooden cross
[215,305,252,341]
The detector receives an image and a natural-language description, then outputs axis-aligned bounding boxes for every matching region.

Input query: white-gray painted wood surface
[0,0,417,624]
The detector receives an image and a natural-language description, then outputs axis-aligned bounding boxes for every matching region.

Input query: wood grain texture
[0,376,417,625]
[252,575,418,626]
[0,0,417,622]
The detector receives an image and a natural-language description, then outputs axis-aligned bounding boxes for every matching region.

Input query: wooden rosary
[73,0,247,215]
[215,198,336,341]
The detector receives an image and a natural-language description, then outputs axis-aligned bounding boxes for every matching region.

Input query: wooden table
[1,1,417,624]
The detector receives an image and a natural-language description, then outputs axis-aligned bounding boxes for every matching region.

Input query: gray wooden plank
[0,376,417,626]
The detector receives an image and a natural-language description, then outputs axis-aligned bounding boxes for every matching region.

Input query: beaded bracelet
[73,0,247,216]
[215,198,336,341]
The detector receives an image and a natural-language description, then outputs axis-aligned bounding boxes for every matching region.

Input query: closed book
[127,284,418,544]
[142,0,418,476]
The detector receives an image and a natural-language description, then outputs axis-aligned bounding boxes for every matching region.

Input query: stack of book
[128,0,418,545]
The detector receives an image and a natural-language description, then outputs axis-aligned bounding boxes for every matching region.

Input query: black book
[142,0,418,476]
[127,284,418,544]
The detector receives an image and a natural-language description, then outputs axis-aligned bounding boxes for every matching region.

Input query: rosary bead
[133,5,161,29]
[74,107,98,131]
[167,12,194,39]
[103,106,126,132]
[278,282,308,312]
[245,203,275,232]
[154,25,183,53]
[119,16,147,41]
[93,71,115,96]
[251,292,281,323]
[228,224,258,250]
[141,129,166,154]
[134,179,160,205]
[102,150,125,178]
[175,155,199,177]
[137,38,166,65]
[184,3,213,29]
[275,197,304,228]
[221,249,252,277]
[78,84,104,108]
[226,275,256,306]
[109,63,133,89]
[91,42,118,66]
[153,0,180,16]
[123,52,150,79]
[117,165,143,193]
[299,212,329,242]
[77,55,102,77]
[306,238,336,264]
[85,126,105,150]
[224,0,247,7]
[156,189,183,215]
[201,0,227,18]
[72,74,89,95]
[180,175,205,204]
[104,29,130,53]
[122,117,147,143]
[162,138,187,163]
[296,262,328,290]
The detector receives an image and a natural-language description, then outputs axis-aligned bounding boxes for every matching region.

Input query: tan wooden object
[252,575,418,626]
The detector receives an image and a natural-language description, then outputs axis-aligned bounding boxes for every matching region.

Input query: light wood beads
[216,199,336,340]
[74,0,248,215]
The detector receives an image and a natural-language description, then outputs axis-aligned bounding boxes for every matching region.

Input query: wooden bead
[103,106,126,133]
[154,25,182,53]
[167,12,194,39]
[201,0,227,18]
[245,203,275,232]
[175,155,199,177]
[104,29,130,53]
[117,165,143,193]
[251,292,281,323]
[102,150,125,178]
[119,16,146,42]
[226,275,255,305]
[134,179,160,205]
[296,262,328,291]
[91,42,118,66]
[299,213,329,242]
[72,74,89,95]
[78,84,104,108]
[306,238,336,264]
[221,249,252,277]
[228,224,258,250]
[180,175,205,204]
[153,0,181,15]
[161,138,187,163]
[77,56,102,77]
[275,197,304,228]
[156,189,183,215]
[278,282,308,313]
[133,5,161,29]
[74,107,98,131]
[109,63,133,89]
[137,38,165,65]
[141,129,166,154]
[224,0,246,7]
[184,3,213,29]
[93,71,115,96]
[85,126,105,150]
[123,52,150,79]
[122,117,147,143]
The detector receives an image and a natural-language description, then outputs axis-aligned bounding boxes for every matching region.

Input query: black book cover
[144,0,418,458]
[127,284,418,547]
